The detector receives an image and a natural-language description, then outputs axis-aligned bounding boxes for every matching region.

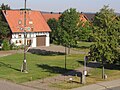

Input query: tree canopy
[0,3,10,10]
[0,3,11,40]
[89,6,120,64]
[47,18,58,44]
[58,8,80,47]
[78,21,93,42]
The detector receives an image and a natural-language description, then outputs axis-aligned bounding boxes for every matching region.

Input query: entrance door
[36,35,46,46]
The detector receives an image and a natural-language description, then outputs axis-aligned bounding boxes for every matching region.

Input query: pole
[65,46,67,69]
[84,56,86,72]
[21,0,28,73]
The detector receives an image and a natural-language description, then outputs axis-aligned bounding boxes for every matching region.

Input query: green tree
[78,21,93,42]
[0,4,11,40]
[1,3,10,10]
[89,6,120,79]
[58,8,80,53]
[57,8,80,69]
[47,18,58,44]
[2,39,10,50]
[0,21,10,39]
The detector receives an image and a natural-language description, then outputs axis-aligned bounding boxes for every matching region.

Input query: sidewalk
[72,79,120,90]
[0,80,38,90]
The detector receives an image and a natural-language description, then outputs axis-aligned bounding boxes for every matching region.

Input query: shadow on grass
[36,64,82,77]
[77,61,120,70]
[28,49,65,56]
[0,62,21,71]
[72,44,90,49]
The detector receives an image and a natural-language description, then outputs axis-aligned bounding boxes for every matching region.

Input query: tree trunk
[102,64,105,79]
[65,46,67,69]
[68,46,71,54]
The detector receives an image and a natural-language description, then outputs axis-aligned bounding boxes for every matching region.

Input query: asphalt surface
[103,86,120,90]
[0,80,37,90]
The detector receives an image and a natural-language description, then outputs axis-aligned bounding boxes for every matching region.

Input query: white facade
[11,32,50,47]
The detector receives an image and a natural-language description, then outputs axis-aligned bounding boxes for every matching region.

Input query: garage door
[36,35,46,46]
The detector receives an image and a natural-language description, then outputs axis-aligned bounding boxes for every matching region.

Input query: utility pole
[21,0,28,73]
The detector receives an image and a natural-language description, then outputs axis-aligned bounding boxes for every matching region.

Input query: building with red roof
[42,12,88,23]
[2,10,51,47]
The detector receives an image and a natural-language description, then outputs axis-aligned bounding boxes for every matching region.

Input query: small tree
[47,18,58,44]
[2,39,10,50]
[56,8,80,69]
[58,8,80,54]
[89,6,120,79]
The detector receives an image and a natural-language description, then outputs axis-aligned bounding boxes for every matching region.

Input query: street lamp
[21,0,28,73]
[81,56,88,84]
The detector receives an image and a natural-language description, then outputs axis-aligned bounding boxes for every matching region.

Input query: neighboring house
[2,10,51,47]
[42,12,88,23]
[42,12,61,22]
[84,13,95,22]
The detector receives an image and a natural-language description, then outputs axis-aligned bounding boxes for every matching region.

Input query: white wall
[11,32,50,47]
[46,32,50,46]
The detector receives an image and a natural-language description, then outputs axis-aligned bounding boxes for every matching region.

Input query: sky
[0,0,120,13]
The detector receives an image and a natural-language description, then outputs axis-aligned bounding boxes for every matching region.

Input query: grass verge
[0,53,84,83]
[50,67,120,89]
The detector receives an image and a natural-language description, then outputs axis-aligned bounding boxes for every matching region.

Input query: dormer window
[29,21,33,25]
[20,27,23,31]
[27,27,31,31]
[18,20,22,25]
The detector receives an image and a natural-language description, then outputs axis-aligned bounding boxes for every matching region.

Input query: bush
[2,39,10,50]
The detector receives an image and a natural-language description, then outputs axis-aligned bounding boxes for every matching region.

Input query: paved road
[72,79,120,90]
[0,80,37,90]
[103,86,120,90]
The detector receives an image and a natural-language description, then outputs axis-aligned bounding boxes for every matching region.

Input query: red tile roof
[42,13,61,21]
[2,10,51,33]
[42,12,88,22]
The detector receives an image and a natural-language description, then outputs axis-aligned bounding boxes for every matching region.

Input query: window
[27,39,31,46]
[19,40,22,44]
[27,27,31,31]
[18,34,22,38]
[18,20,22,25]
[20,27,23,31]
[16,40,18,44]
[29,21,33,25]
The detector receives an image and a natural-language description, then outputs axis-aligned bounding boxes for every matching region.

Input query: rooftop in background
[41,11,61,21]
[83,13,95,22]
[41,11,88,22]
[2,10,51,33]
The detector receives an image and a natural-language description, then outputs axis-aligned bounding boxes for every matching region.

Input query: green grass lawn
[0,53,84,83]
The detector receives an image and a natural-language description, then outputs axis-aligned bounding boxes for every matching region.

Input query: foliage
[0,3,11,39]
[47,18,58,44]
[0,3,10,10]
[58,8,80,47]
[89,6,120,64]
[78,21,93,42]
[0,21,11,39]
[2,39,10,50]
